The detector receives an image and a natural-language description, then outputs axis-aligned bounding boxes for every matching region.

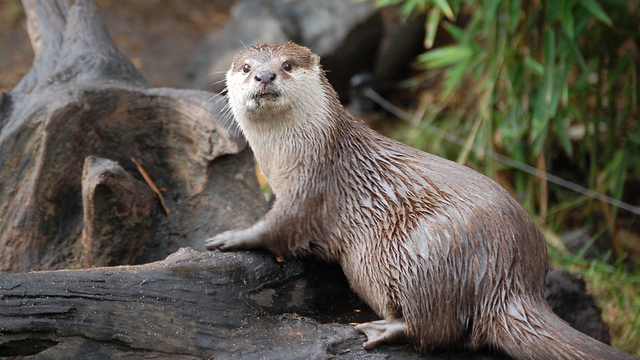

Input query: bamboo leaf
[578,0,613,26]
[375,0,404,6]
[560,1,576,40]
[399,0,423,17]
[548,0,561,22]
[531,118,549,156]
[599,149,627,202]
[442,22,465,42]
[425,6,442,48]
[561,74,569,106]
[483,0,500,26]
[600,149,625,181]
[544,27,556,72]
[449,0,461,14]
[418,45,473,68]
[543,27,556,105]
[531,90,549,140]
[524,55,545,76]
[561,32,588,72]
[548,71,562,118]
[441,58,470,98]
[432,0,456,21]
[509,0,522,32]
[554,116,574,158]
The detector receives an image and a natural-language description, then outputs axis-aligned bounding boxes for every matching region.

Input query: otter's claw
[205,228,263,251]
[205,231,239,251]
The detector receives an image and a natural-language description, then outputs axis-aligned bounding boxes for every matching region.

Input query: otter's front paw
[205,229,262,251]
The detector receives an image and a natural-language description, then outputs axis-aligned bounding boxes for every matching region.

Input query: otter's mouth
[253,90,280,101]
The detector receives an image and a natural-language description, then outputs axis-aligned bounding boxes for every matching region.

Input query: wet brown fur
[207,42,636,360]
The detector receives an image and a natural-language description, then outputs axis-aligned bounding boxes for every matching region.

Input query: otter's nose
[255,71,276,84]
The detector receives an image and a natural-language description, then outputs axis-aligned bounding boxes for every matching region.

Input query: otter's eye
[242,64,251,74]
[282,61,293,71]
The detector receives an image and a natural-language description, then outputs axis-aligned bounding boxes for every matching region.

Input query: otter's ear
[310,53,321,67]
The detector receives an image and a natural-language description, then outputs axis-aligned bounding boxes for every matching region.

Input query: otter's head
[226,42,329,124]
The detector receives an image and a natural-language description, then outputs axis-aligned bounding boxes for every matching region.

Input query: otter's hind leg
[355,318,408,349]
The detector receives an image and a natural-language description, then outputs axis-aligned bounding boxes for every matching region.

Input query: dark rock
[545,269,611,344]
[186,0,383,101]
[374,11,427,83]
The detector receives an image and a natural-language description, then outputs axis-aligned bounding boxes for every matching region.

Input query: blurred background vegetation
[375,0,639,354]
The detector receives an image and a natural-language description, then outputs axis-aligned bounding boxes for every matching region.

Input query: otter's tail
[493,297,636,360]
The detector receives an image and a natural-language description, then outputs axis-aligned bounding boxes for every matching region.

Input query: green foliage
[380,0,640,232]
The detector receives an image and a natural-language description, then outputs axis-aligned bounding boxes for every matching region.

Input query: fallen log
[0,248,509,359]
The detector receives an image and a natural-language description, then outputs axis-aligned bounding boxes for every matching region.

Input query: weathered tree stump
[0,0,264,272]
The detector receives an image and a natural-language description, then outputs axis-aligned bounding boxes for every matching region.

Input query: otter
[205,42,635,360]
